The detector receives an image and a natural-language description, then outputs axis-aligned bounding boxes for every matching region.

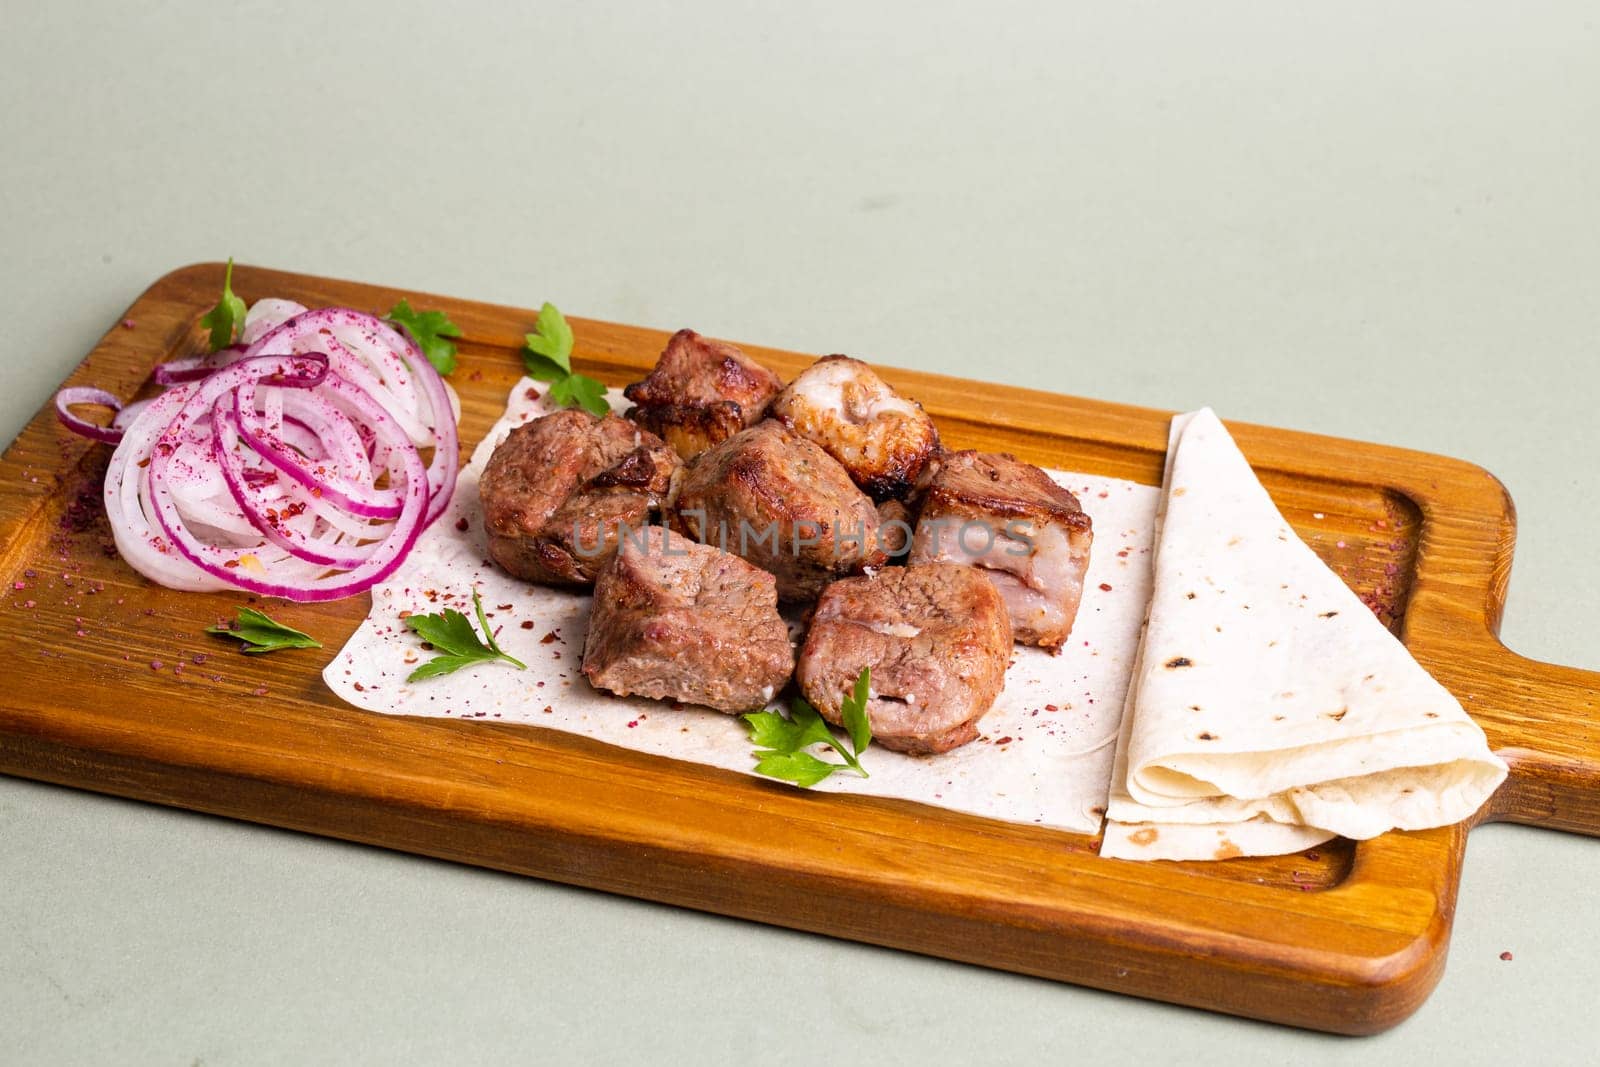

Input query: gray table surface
[3,2,1597,1063]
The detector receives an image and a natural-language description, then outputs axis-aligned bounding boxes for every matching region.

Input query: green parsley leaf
[405,590,527,682]
[206,606,322,654]
[753,750,841,788]
[742,668,872,788]
[386,299,462,376]
[522,302,574,374]
[198,257,248,352]
[842,668,873,756]
[787,698,846,753]
[521,302,611,416]
[550,372,611,417]
[744,709,810,751]
[522,354,568,383]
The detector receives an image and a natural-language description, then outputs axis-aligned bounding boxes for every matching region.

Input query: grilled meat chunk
[480,409,681,586]
[797,563,1012,754]
[907,450,1092,649]
[769,355,939,501]
[582,528,794,712]
[623,329,784,460]
[674,420,886,601]
[876,498,915,562]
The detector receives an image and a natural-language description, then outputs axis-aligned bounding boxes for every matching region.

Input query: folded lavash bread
[1101,409,1507,861]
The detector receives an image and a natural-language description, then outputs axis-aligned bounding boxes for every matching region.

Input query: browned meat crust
[582,528,794,712]
[908,450,1092,649]
[627,402,745,462]
[479,409,682,586]
[917,450,1092,528]
[876,498,914,561]
[623,329,784,460]
[797,563,1012,754]
[674,420,887,601]
[769,355,940,502]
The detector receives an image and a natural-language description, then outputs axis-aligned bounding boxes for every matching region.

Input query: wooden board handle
[1475,641,1600,835]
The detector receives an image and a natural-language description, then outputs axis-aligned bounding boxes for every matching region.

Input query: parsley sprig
[522,302,610,417]
[743,668,873,787]
[405,591,527,682]
[199,257,247,352]
[206,606,322,654]
[386,299,462,376]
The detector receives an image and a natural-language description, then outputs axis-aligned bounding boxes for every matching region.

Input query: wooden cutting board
[2,264,1595,1035]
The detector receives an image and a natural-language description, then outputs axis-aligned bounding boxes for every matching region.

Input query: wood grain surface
[1,263,1595,1035]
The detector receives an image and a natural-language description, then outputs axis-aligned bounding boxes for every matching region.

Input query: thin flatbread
[1102,409,1506,861]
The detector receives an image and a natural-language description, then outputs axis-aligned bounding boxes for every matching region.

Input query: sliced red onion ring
[56,386,126,445]
[145,353,429,601]
[240,299,308,344]
[246,307,459,528]
[97,299,460,602]
[113,398,154,433]
[212,404,377,570]
[153,345,244,386]
[230,379,402,519]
